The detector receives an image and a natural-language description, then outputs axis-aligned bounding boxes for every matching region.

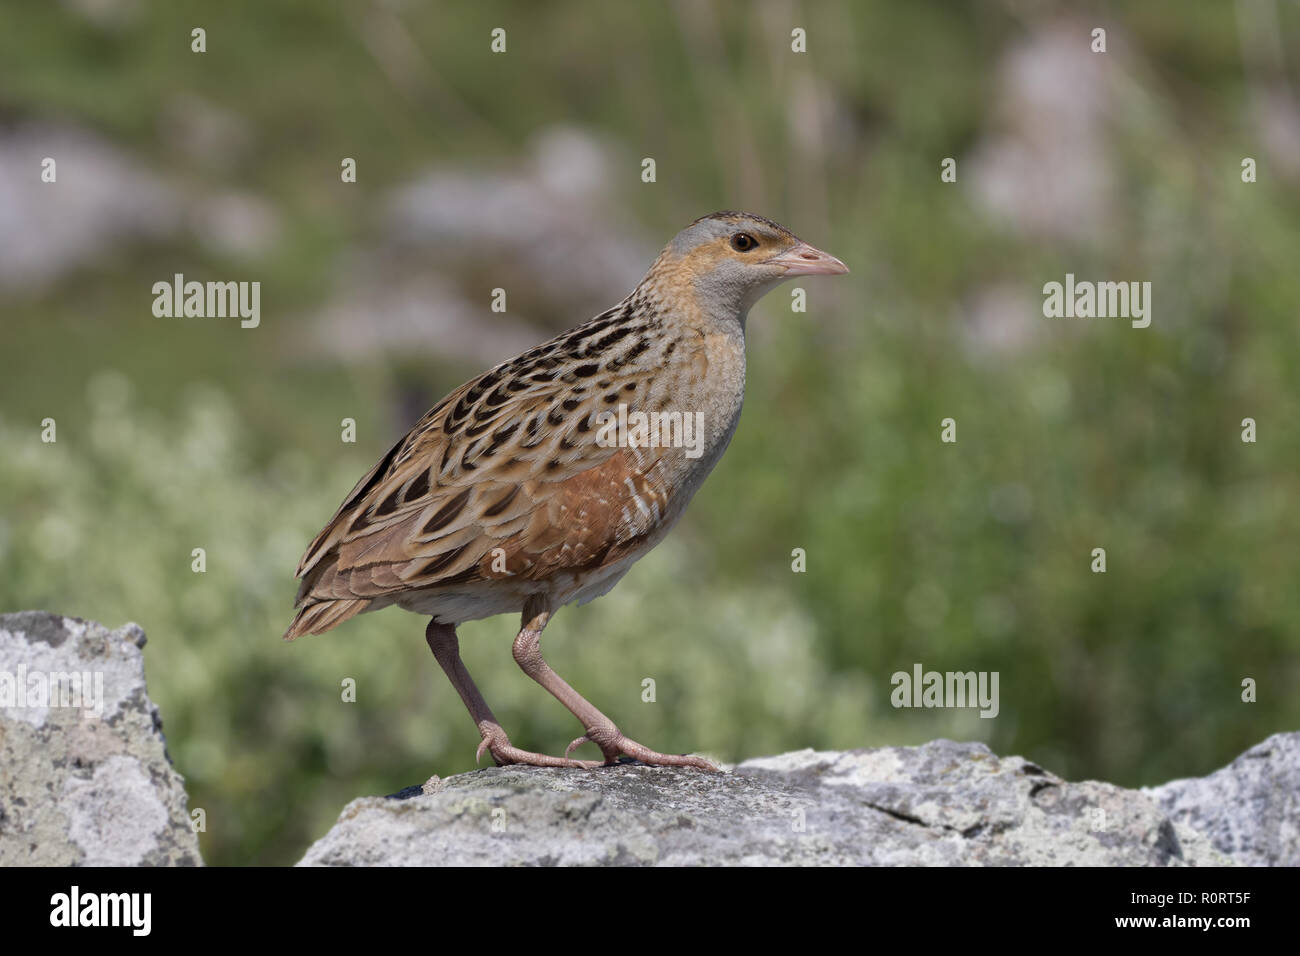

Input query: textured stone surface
[3,611,1291,868]
[0,612,201,866]
[1145,732,1299,867]
[298,740,1236,867]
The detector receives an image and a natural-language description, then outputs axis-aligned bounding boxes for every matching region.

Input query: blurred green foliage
[1,1,1297,865]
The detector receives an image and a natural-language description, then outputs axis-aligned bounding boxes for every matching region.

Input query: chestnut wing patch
[291,308,667,605]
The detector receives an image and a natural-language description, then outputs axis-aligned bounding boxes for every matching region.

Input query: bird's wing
[292,309,678,605]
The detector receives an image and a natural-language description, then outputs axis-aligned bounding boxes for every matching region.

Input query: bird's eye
[730,232,758,252]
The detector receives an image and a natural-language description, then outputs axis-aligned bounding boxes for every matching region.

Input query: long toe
[603,736,719,772]
[489,742,602,770]
[478,728,602,769]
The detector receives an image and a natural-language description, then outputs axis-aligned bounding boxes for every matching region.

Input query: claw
[476,737,491,764]
[564,732,591,758]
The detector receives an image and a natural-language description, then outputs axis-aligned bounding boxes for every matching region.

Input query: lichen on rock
[0,611,202,866]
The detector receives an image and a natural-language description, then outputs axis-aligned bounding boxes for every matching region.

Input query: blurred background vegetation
[1,0,1298,865]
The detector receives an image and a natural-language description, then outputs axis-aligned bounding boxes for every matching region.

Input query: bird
[285,211,848,771]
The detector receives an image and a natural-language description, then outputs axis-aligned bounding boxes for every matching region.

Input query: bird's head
[647,211,848,320]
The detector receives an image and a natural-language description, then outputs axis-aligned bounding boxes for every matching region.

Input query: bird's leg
[425,620,599,769]
[511,600,718,771]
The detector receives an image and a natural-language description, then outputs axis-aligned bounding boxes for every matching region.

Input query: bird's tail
[283,598,371,641]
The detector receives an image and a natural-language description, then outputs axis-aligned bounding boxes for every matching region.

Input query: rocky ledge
[1,613,1293,866]
[298,734,1296,867]
[0,611,201,866]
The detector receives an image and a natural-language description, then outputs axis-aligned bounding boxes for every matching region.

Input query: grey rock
[0,612,201,866]
[0,120,279,298]
[383,126,651,304]
[307,271,545,370]
[298,740,1233,867]
[2,610,1290,868]
[966,20,1117,243]
[301,126,654,368]
[1145,732,1299,867]
[0,124,182,294]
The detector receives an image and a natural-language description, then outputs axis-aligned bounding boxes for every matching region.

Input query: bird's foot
[476,724,600,769]
[565,729,719,772]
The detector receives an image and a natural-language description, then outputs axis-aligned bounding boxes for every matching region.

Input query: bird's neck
[628,251,760,339]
